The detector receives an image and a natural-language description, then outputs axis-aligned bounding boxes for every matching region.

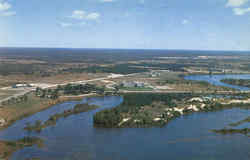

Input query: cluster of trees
[62,64,149,74]
[132,62,187,72]
[0,63,36,76]
[0,63,53,76]
[61,62,194,75]
[1,94,28,106]
[157,79,210,86]
[93,93,192,127]
[35,87,59,99]
[62,83,104,95]
[221,79,250,88]
[35,83,105,99]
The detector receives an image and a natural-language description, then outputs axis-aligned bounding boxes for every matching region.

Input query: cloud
[182,19,189,25]
[86,12,100,20]
[226,0,248,7]
[0,1,15,16]
[233,7,250,15]
[69,10,100,20]
[70,10,86,20]
[0,1,11,11]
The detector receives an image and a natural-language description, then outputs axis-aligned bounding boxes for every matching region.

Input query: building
[121,81,146,88]
[12,83,31,88]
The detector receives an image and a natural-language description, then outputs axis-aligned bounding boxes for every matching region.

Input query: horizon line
[0,46,250,53]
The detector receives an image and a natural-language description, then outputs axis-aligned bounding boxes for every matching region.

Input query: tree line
[35,83,105,99]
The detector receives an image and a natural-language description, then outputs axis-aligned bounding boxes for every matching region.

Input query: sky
[0,0,250,50]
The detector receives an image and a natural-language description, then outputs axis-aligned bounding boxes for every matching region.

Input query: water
[1,74,250,160]
[185,74,250,91]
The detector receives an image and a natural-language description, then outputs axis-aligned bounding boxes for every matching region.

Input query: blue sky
[0,0,250,50]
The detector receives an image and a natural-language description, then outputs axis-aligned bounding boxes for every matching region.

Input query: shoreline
[94,94,250,128]
[0,93,97,131]
[0,93,99,160]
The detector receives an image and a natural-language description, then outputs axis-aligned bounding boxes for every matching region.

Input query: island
[94,93,250,128]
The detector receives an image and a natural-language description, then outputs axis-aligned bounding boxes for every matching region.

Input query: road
[44,73,139,89]
[0,73,138,105]
[1,72,250,105]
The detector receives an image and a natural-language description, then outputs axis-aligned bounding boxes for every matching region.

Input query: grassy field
[0,90,21,100]
[0,92,88,130]
[119,87,153,91]
[112,71,235,92]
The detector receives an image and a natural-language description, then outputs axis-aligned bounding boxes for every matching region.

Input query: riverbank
[0,137,43,160]
[0,92,97,130]
[24,103,99,133]
[0,93,99,159]
[94,93,250,128]
[221,78,250,88]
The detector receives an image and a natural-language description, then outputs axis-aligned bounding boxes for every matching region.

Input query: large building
[121,81,146,88]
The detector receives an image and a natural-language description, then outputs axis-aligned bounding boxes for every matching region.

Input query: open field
[109,71,234,92]
[0,90,21,101]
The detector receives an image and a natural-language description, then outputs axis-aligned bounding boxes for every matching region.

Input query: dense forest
[61,64,149,74]
[93,93,193,128]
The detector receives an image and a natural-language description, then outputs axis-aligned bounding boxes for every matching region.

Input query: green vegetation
[221,79,250,88]
[229,116,250,127]
[62,64,149,74]
[93,93,192,128]
[119,86,153,91]
[0,137,43,159]
[5,137,43,148]
[131,62,187,72]
[158,79,210,86]
[35,83,105,99]
[212,116,250,136]
[1,94,28,106]
[24,103,98,132]
[94,93,250,128]
[0,63,39,76]
[211,128,250,136]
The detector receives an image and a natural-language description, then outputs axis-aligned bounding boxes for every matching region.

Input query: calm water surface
[0,74,250,160]
[185,74,250,90]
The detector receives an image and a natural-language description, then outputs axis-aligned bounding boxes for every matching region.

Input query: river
[0,74,250,160]
[185,74,250,91]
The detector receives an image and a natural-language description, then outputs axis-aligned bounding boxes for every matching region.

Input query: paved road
[1,72,250,105]
[0,73,138,105]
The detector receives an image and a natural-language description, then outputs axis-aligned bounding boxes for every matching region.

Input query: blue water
[185,74,250,91]
[0,95,249,160]
[1,74,250,160]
